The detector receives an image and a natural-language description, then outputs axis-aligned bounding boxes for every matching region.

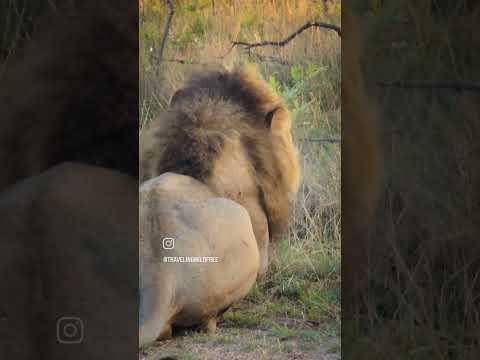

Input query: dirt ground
[139,320,340,360]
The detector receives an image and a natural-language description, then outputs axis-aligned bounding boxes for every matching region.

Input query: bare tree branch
[222,21,341,58]
[378,80,480,92]
[158,19,338,65]
[158,0,174,65]
[234,21,341,49]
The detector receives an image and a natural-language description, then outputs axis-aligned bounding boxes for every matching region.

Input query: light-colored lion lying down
[139,173,260,346]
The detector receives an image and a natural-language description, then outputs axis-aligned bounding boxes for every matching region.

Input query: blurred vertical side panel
[0,1,139,359]
[341,0,384,330]
[343,0,480,359]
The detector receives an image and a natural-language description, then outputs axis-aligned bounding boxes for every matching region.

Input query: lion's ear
[267,107,291,133]
[170,88,192,107]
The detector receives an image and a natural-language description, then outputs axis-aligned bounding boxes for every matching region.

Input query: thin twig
[162,58,211,66]
[158,0,174,68]
[378,80,480,92]
[248,53,293,66]
[160,54,292,67]
[299,137,341,144]
[221,21,341,58]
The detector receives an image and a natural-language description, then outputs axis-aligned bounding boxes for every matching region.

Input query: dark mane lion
[140,65,301,246]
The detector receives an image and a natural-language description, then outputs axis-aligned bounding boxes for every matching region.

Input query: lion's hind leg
[201,317,217,335]
[157,323,173,340]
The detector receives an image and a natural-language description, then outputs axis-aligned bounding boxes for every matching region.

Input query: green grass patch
[222,311,264,328]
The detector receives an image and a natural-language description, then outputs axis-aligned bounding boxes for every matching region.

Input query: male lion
[140,65,301,277]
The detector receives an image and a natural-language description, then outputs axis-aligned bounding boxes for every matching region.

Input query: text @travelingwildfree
[162,237,220,263]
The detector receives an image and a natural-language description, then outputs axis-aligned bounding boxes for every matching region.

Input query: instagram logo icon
[56,316,84,344]
[162,237,175,250]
